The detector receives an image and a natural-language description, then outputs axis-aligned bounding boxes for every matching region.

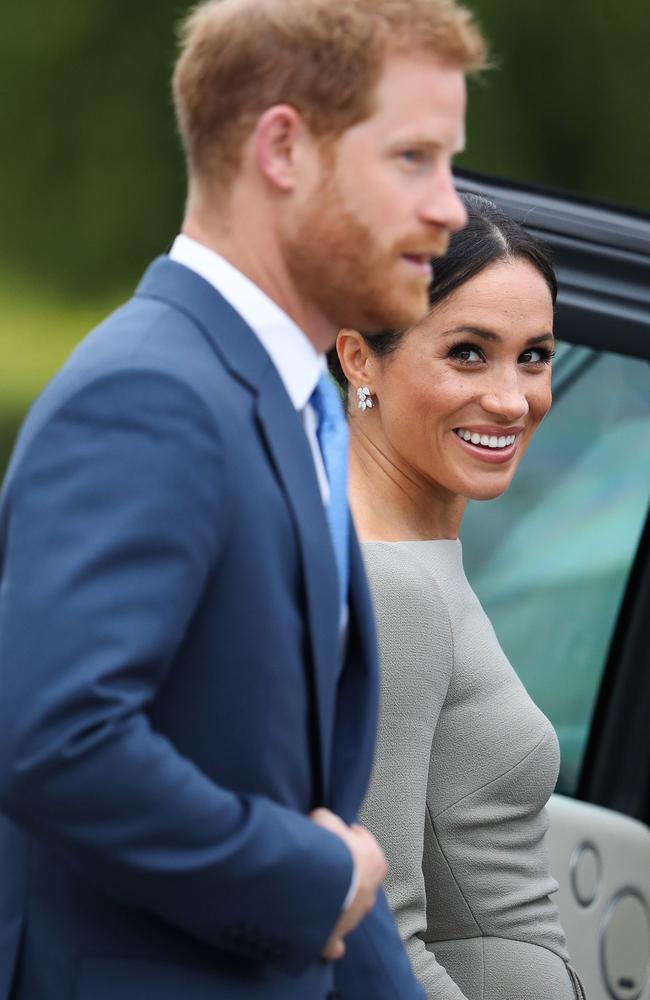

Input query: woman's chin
[464,477,515,503]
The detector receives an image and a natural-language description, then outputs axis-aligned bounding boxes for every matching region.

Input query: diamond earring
[357,386,374,411]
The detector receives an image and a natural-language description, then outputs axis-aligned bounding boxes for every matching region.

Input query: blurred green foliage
[0,280,115,472]
[460,0,650,210]
[0,0,648,473]
[0,0,648,301]
[0,3,186,299]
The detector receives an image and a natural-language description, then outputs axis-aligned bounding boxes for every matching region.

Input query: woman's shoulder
[362,539,465,606]
[360,539,465,641]
[361,541,458,702]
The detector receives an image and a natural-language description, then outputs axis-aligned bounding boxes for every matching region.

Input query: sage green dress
[360,540,583,1000]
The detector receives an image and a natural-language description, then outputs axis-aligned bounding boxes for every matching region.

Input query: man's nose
[420,166,467,235]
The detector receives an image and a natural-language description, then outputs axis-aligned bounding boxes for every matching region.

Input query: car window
[461,342,650,794]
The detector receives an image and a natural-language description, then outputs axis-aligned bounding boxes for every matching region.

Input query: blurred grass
[0,281,123,476]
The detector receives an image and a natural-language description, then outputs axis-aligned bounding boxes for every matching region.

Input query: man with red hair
[0,1,486,997]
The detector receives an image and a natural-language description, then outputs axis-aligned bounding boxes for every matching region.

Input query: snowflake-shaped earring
[357,386,374,411]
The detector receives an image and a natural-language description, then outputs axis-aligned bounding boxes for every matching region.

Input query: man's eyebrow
[391,136,442,149]
[390,136,464,153]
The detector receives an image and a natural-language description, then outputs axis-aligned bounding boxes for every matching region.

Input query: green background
[1,0,649,472]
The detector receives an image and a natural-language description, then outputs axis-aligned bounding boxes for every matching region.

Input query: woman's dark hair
[329,192,557,387]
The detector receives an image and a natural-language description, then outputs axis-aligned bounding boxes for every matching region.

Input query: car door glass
[461,342,650,794]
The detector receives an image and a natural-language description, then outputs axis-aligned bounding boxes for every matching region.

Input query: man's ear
[254,104,305,191]
[336,329,375,388]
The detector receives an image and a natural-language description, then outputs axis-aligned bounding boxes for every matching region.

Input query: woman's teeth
[454,428,517,450]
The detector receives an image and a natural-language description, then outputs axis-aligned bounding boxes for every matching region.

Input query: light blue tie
[310,373,350,608]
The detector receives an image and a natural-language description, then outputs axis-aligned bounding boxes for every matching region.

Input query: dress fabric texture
[360,539,581,1000]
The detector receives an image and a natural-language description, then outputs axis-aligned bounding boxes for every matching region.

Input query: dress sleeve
[360,547,469,999]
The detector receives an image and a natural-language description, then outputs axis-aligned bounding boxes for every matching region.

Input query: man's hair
[173,0,488,189]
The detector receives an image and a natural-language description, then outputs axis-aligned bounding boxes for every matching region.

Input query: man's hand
[310,807,388,961]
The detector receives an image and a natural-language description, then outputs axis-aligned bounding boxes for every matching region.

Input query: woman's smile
[452,424,523,464]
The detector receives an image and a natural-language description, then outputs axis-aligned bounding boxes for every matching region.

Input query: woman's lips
[453,427,522,465]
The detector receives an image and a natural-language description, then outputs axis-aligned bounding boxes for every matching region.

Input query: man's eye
[400,150,425,165]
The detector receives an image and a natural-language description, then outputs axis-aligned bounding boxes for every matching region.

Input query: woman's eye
[450,345,483,364]
[520,347,555,365]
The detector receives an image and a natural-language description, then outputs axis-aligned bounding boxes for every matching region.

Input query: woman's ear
[336,329,374,390]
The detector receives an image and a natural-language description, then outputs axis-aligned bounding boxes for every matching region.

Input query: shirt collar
[169,234,323,410]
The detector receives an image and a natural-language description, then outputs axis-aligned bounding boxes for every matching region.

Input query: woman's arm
[360,546,468,999]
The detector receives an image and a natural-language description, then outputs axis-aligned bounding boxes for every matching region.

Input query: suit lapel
[136,257,342,801]
[135,257,270,392]
[256,369,340,801]
[330,531,380,820]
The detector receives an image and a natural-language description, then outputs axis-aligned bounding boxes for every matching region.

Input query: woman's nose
[480,374,529,421]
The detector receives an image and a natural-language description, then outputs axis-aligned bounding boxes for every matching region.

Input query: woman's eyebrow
[441,326,555,345]
[442,325,500,342]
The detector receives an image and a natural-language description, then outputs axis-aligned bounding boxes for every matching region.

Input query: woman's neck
[348,429,466,542]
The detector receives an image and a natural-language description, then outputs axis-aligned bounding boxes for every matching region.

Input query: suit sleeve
[0,370,352,971]
[358,548,469,999]
[334,888,426,999]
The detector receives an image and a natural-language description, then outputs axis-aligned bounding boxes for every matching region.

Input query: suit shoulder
[18,292,252,448]
[3,304,236,504]
[60,294,234,402]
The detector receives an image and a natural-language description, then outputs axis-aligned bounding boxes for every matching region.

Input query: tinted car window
[461,342,650,793]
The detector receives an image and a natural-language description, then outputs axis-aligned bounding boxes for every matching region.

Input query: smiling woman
[344,255,554,522]
[334,196,557,536]
[332,194,585,999]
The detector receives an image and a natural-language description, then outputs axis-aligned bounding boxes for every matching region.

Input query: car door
[456,170,650,1000]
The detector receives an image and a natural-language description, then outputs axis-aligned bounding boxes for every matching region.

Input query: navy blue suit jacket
[0,259,424,999]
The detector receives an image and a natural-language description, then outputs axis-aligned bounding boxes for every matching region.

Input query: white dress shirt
[168,235,357,911]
